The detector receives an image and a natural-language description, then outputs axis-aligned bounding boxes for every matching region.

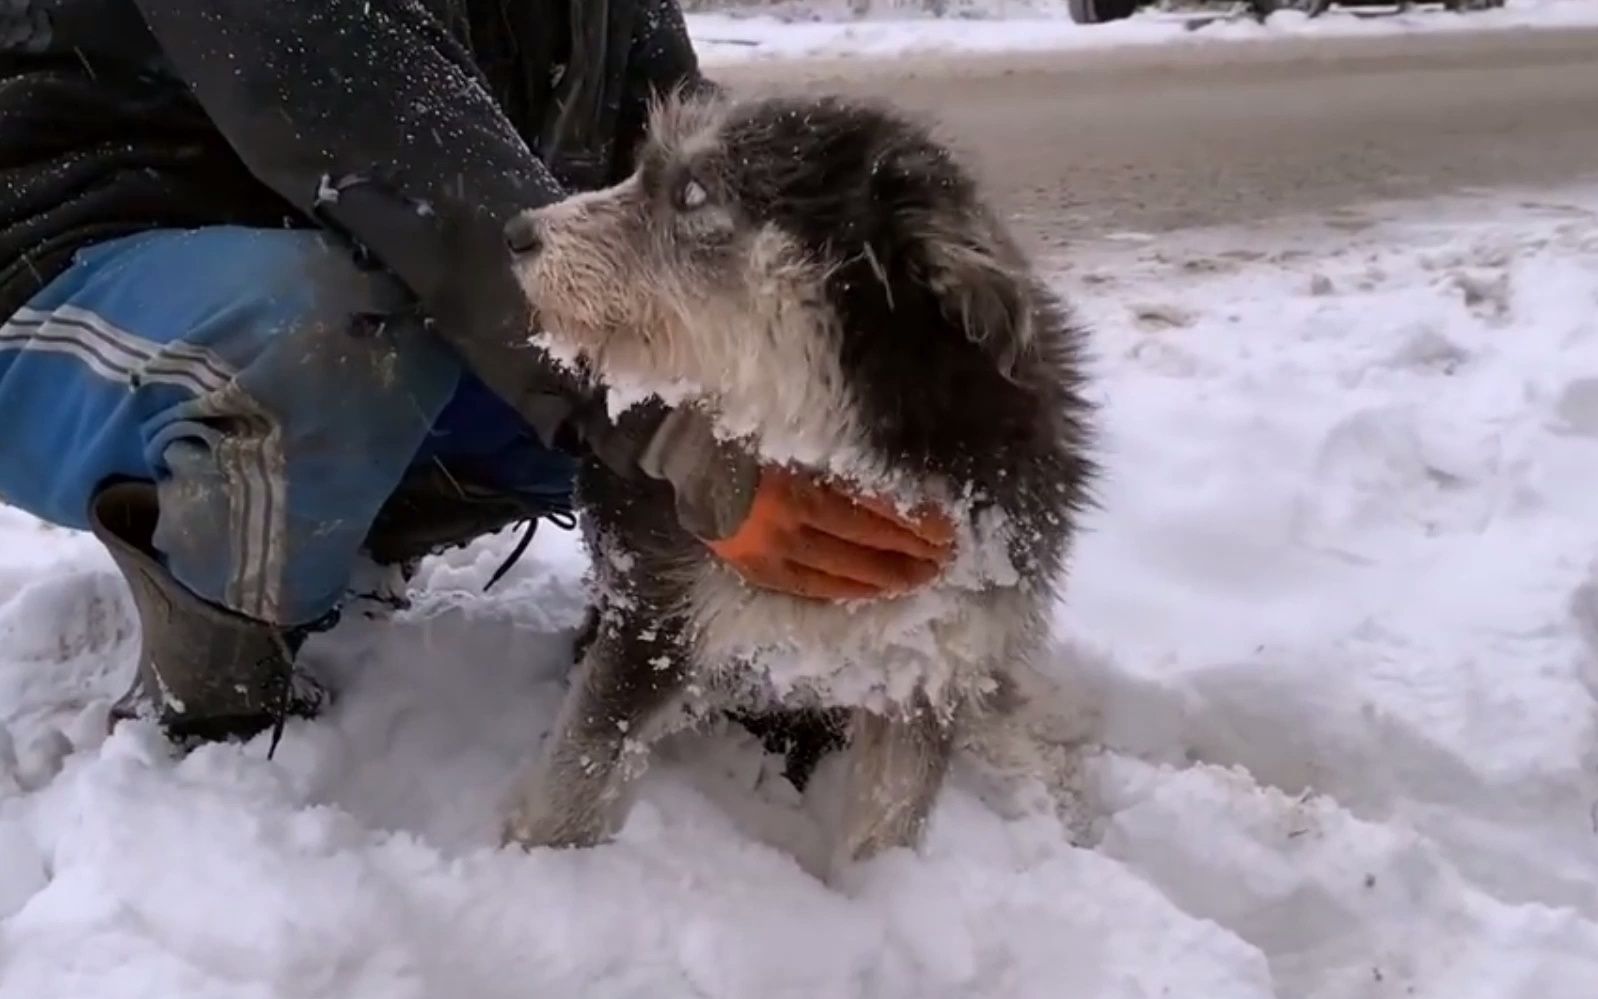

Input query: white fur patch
[539,226,874,472]
[686,503,1038,714]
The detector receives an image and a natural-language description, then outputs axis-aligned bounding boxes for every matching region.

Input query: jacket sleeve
[612,0,719,176]
[123,0,625,472]
[127,0,758,526]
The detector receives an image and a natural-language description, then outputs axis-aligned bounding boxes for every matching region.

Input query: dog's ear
[921,218,1033,377]
[871,144,1033,378]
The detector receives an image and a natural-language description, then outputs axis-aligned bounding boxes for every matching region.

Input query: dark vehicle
[1069,0,1504,25]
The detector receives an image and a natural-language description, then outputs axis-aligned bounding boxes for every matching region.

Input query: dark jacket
[0,0,708,478]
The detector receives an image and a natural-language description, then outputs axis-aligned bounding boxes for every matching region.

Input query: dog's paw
[501,793,574,850]
[834,817,922,867]
[500,814,551,851]
[815,802,929,887]
[500,781,614,852]
[819,831,917,891]
[502,808,591,851]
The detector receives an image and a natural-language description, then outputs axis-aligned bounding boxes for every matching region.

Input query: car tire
[1067,0,1140,25]
[1249,0,1331,16]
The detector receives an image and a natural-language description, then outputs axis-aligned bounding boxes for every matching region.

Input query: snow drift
[5,188,1598,997]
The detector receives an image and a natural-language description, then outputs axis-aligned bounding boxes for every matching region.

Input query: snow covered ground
[688,0,1598,64]
[5,186,1598,997]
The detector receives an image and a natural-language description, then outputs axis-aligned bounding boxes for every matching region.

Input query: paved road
[713,28,1598,248]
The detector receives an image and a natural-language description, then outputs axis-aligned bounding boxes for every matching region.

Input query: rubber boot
[88,480,327,747]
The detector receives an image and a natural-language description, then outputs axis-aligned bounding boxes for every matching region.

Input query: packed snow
[688,0,1598,64]
[6,186,1598,997]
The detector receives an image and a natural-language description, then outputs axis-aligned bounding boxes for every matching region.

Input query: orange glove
[705,465,956,601]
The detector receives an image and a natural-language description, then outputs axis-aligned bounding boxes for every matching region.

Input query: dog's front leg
[503,616,692,850]
[828,702,954,878]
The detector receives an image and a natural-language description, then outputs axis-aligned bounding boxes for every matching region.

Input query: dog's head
[509,92,1038,464]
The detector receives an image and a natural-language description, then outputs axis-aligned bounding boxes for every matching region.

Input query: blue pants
[0,227,575,626]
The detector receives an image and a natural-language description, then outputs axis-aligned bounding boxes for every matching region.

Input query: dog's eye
[677,178,709,211]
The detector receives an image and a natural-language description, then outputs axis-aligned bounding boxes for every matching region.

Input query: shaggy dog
[502,92,1094,878]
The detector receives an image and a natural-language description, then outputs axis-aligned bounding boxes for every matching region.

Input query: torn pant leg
[0,225,463,628]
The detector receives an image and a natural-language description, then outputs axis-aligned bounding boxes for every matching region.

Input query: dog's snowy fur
[503,92,1094,878]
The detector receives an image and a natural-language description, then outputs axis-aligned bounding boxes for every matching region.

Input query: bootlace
[261,497,576,757]
[264,608,339,760]
[482,506,577,593]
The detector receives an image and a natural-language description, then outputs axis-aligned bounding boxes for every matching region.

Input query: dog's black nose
[505,214,542,255]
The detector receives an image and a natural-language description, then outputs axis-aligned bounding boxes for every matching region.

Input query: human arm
[125,0,629,458]
[130,0,950,595]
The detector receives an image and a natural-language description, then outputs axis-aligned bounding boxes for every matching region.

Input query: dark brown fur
[504,94,1095,878]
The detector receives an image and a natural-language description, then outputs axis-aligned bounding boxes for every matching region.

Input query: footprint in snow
[1383,324,1471,375]
[1447,269,1512,321]
[0,723,73,793]
[0,722,17,794]
[1552,377,1598,438]
[1131,302,1199,332]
